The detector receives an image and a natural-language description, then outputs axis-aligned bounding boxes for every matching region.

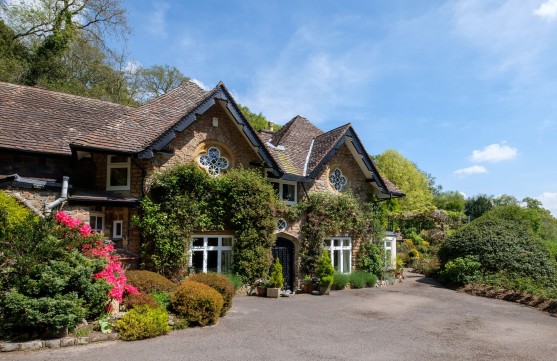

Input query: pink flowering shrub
[55,211,140,304]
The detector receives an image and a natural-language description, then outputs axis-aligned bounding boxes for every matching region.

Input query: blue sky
[121,0,557,214]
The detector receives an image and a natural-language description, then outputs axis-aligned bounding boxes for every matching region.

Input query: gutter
[44,176,69,216]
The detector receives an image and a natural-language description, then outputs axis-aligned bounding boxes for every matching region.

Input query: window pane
[192,251,204,273]
[324,239,331,247]
[342,250,351,273]
[208,237,218,247]
[283,184,295,202]
[192,237,203,247]
[343,239,350,247]
[115,222,122,237]
[207,250,218,273]
[110,167,128,187]
[221,250,232,273]
[222,237,233,247]
[333,250,341,271]
[334,239,340,247]
[110,155,128,164]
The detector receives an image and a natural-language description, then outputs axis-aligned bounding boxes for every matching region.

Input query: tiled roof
[306,123,351,175]
[73,81,209,153]
[0,82,131,155]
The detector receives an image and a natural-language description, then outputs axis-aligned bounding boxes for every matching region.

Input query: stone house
[0,80,403,290]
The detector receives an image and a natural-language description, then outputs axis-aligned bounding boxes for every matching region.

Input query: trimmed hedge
[171,280,223,326]
[188,273,234,316]
[116,305,169,341]
[125,270,177,293]
[122,292,159,310]
[349,270,367,289]
[331,272,349,290]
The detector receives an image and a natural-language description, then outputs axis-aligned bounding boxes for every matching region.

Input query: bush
[349,270,368,289]
[188,273,234,316]
[439,217,556,281]
[316,250,334,288]
[364,272,378,287]
[410,257,440,277]
[122,293,159,310]
[151,291,172,310]
[116,305,169,341]
[331,272,349,290]
[224,273,243,291]
[355,241,383,277]
[439,256,481,285]
[408,249,421,259]
[171,280,223,326]
[268,258,284,289]
[125,270,177,293]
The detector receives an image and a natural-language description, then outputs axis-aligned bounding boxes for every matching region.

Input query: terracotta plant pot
[303,283,317,294]
[256,286,267,297]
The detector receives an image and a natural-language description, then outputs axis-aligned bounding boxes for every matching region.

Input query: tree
[492,194,519,207]
[434,190,466,213]
[374,149,434,212]
[0,19,29,83]
[465,194,493,221]
[238,104,270,132]
[135,64,189,103]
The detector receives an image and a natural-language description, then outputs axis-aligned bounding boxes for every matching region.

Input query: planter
[302,283,317,294]
[266,287,280,298]
[256,286,267,297]
[319,286,330,295]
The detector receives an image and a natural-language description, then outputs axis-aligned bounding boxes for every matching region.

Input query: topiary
[316,250,335,288]
[116,305,169,341]
[125,270,177,293]
[331,272,349,290]
[122,292,159,310]
[188,273,235,316]
[268,258,284,289]
[349,270,367,289]
[171,280,223,326]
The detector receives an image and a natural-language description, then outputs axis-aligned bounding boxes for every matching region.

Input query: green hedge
[116,305,169,341]
[171,280,223,326]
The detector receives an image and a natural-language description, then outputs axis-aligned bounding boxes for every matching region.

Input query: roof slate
[0,82,131,155]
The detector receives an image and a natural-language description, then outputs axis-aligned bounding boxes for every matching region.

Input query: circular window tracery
[329,168,347,191]
[277,218,287,232]
[199,147,229,176]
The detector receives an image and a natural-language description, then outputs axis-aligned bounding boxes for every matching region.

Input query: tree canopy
[433,190,466,213]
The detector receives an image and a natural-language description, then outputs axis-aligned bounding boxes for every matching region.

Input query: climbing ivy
[292,192,386,276]
[134,164,284,282]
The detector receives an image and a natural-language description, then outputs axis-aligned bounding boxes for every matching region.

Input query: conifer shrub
[171,280,223,326]
[316,250,334,288]
[125,270,177,293]
[116,305,169,341]
[268,258,284,289]
[349,270,368,289]
[188,273,235,316]
[331,272,349,290]
[122,292,159,310]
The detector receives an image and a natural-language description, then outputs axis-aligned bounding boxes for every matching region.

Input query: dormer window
[107,155,131,191]
[329,168,347,192]
[199,147,229,176]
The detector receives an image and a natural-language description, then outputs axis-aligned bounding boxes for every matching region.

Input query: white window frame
[89,212,104,233]
[270,179,297,205]
[106,155,131,191]
[190,235,234,274]
[113,220,123,239]
[324,237,352,273]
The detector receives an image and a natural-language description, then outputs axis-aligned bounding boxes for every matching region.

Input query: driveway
[2,272,556,361]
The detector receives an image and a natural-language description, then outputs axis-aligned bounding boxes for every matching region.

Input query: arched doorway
[272,237,294,291]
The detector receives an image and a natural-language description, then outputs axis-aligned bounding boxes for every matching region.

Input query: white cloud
[537,192,557,216]
[470,143,518,162]
[191,78,209,90]
[453,165,488,176]
[148,2,169,38]
[533,0,557,21]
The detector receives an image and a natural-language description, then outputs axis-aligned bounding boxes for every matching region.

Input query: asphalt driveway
[2,272,557,361]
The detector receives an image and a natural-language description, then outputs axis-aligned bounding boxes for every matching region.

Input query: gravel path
[2,271,556,361]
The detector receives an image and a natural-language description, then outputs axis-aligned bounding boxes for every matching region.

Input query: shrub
[316,250,335,288]
[125,270,177,293]
[439,256,481,285]
[122,293,159,310]
[0,191,34,229]
[188,273,234,316]
[349,270,368,289]
[355,241,384,277]
[225,273,243,291]
[410,257,440,277]
[408,249,421,259]
[439,217,556,281]
[116,305,169,341]
[171,280,223,326]
[151,291,172,310]
[364,272,378,287]
[331,272,349,290]
[268,258,284,289]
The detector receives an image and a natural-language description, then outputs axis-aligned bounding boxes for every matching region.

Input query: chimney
[268,121,274,132]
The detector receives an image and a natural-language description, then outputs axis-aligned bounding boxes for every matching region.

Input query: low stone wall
[0,332,120,352]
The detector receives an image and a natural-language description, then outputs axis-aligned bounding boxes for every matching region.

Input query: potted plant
[267,258,284,298]
[302,275,318,294]
[254,278,268,297]
[316,249,334,295]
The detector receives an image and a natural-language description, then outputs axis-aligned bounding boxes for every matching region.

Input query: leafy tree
[239,104,272,132]
[433,190,466,213]
[135,64,189,103]
[0,19,29,83]
[492,194,519,207]
[465,194,493,221]
[374,149,434,212]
